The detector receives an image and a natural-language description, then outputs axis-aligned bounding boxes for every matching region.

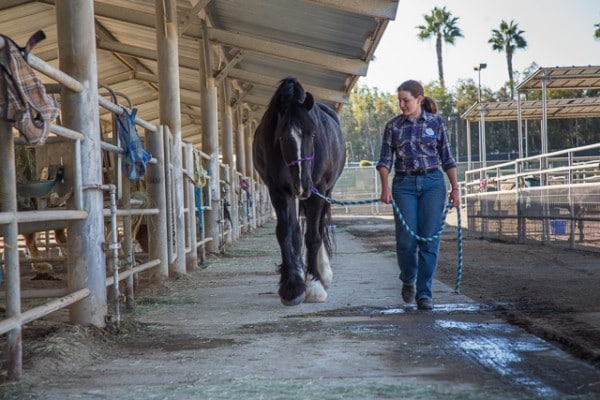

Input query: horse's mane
[261,77,316,144]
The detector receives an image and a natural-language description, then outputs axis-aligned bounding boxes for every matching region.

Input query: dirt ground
[339,210,600,368]
[1,211,600,399]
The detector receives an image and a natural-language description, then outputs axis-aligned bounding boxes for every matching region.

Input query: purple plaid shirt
[376,110,456,174]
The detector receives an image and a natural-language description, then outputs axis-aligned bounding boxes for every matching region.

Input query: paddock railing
[0,41,261,380]
[464,143,600,253]
[329,166,386,215]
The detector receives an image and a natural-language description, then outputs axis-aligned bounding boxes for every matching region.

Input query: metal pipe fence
[464,143,600,253]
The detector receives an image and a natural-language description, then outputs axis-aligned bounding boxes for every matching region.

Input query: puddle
[161,337,241,351]
[437,320,560,398]
[379,303,485,315]
[346,323,399,337]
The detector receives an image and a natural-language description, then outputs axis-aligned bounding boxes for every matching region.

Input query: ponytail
[422,96,437,114]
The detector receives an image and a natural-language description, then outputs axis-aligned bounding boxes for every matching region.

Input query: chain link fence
[330,165,385,215]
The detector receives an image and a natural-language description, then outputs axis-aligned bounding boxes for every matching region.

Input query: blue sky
[358,0,600,93]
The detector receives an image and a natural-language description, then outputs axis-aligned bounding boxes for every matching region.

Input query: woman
[376,80,460,310]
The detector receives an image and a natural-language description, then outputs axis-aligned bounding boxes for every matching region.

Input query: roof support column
[154,0,186,275]
[541,77,548,158]
[479,104,487,170]
[146,126,169,282]
[245,120,257,230]
[221,82,239,241]
[199,19,221,254]
[517,95,524,159]
[55,0,106,327]
[235,107,246,177]
[1,119,22,379]
[184,143,199,268]
[466,121,472,171]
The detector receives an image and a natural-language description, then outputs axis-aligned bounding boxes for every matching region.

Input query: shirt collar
[399,110,431,124]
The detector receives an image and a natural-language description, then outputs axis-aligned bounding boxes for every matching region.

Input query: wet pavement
[4,218,600,399]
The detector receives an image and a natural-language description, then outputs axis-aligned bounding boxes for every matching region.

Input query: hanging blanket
[0,30,59,145]
[116,107,152,180]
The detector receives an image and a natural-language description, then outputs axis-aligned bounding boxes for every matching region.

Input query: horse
[252,77,346,306]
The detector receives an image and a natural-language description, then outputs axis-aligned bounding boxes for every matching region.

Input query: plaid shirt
[376,110,456,174]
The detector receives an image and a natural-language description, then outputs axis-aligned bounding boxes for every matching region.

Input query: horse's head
[276,83,316,200]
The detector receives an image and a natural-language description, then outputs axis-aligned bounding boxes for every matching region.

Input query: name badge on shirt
[423,128,436,138]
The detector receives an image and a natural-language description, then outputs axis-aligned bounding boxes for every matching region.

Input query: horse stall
[0,7,222,380]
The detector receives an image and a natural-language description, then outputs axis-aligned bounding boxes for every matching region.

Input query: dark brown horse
[253,77,346,305]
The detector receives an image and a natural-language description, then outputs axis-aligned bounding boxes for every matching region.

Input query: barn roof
[462,65,600,122]
[461,97,600,122]
[0,0,399,145]
[517,65,600,91]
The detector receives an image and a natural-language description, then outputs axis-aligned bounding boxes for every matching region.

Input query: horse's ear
[303,92,314,110]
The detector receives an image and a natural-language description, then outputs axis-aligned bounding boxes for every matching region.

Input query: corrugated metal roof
[517,65,600,91]
[463,65,600,122]
[0,0,399,146]
[462,97,600,122]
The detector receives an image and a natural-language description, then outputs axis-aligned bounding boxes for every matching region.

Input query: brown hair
[397,79,437,114]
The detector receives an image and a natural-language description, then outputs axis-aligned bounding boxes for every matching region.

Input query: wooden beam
[0,0,31,12]
[227,69,349,104]
[93,1,156,28]
[208,27,368,76]
[215,50,246,83]
[179,0,212,36]
[96,39,200,70]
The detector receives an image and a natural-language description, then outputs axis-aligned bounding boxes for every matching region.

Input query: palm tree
[489,20,527,99]
[416,6,463,89]
[595,22,600,40]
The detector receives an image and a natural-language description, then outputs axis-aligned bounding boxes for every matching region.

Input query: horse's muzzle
[293,178,312,200]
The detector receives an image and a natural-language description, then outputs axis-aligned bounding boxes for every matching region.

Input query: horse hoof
[304,280,327,303]
[280,292,305,306]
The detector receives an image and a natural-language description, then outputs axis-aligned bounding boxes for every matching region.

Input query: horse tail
[320,203,335,257]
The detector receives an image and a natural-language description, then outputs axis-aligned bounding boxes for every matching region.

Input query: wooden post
[221,82,238,241]
[199,19,220,254]
[1,120,22,380]
[145,126,169,282]
[245,120,257,230]
[120,170,135,310]
[184,143,199,268]
[235,106,246,177]
[154,0,186,275]
[55,0,107,326]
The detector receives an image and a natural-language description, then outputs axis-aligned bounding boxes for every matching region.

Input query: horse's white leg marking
[305,277,327,303]
[304,244,330,303]
[317,243,332,289]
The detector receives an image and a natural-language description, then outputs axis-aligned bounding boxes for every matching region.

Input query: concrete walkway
[7,218,600,399]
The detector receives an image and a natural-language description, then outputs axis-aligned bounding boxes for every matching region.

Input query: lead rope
[455,205,464,294]
[311,188,464,294]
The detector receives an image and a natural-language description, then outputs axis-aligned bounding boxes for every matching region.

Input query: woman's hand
[380,186,392,204]
[449,188,461,208]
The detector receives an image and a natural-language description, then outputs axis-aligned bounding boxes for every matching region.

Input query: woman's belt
[396,167,438,176]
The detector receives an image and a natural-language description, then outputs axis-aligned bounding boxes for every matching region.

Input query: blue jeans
[392,170,447,301]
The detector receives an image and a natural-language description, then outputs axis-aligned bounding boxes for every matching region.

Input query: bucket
[550,220,567,235]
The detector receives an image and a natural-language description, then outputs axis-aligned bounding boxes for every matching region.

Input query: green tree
[489,20,527,100]
[416,6,463,89]
[595,22,600,40]
[339,86,396,162]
